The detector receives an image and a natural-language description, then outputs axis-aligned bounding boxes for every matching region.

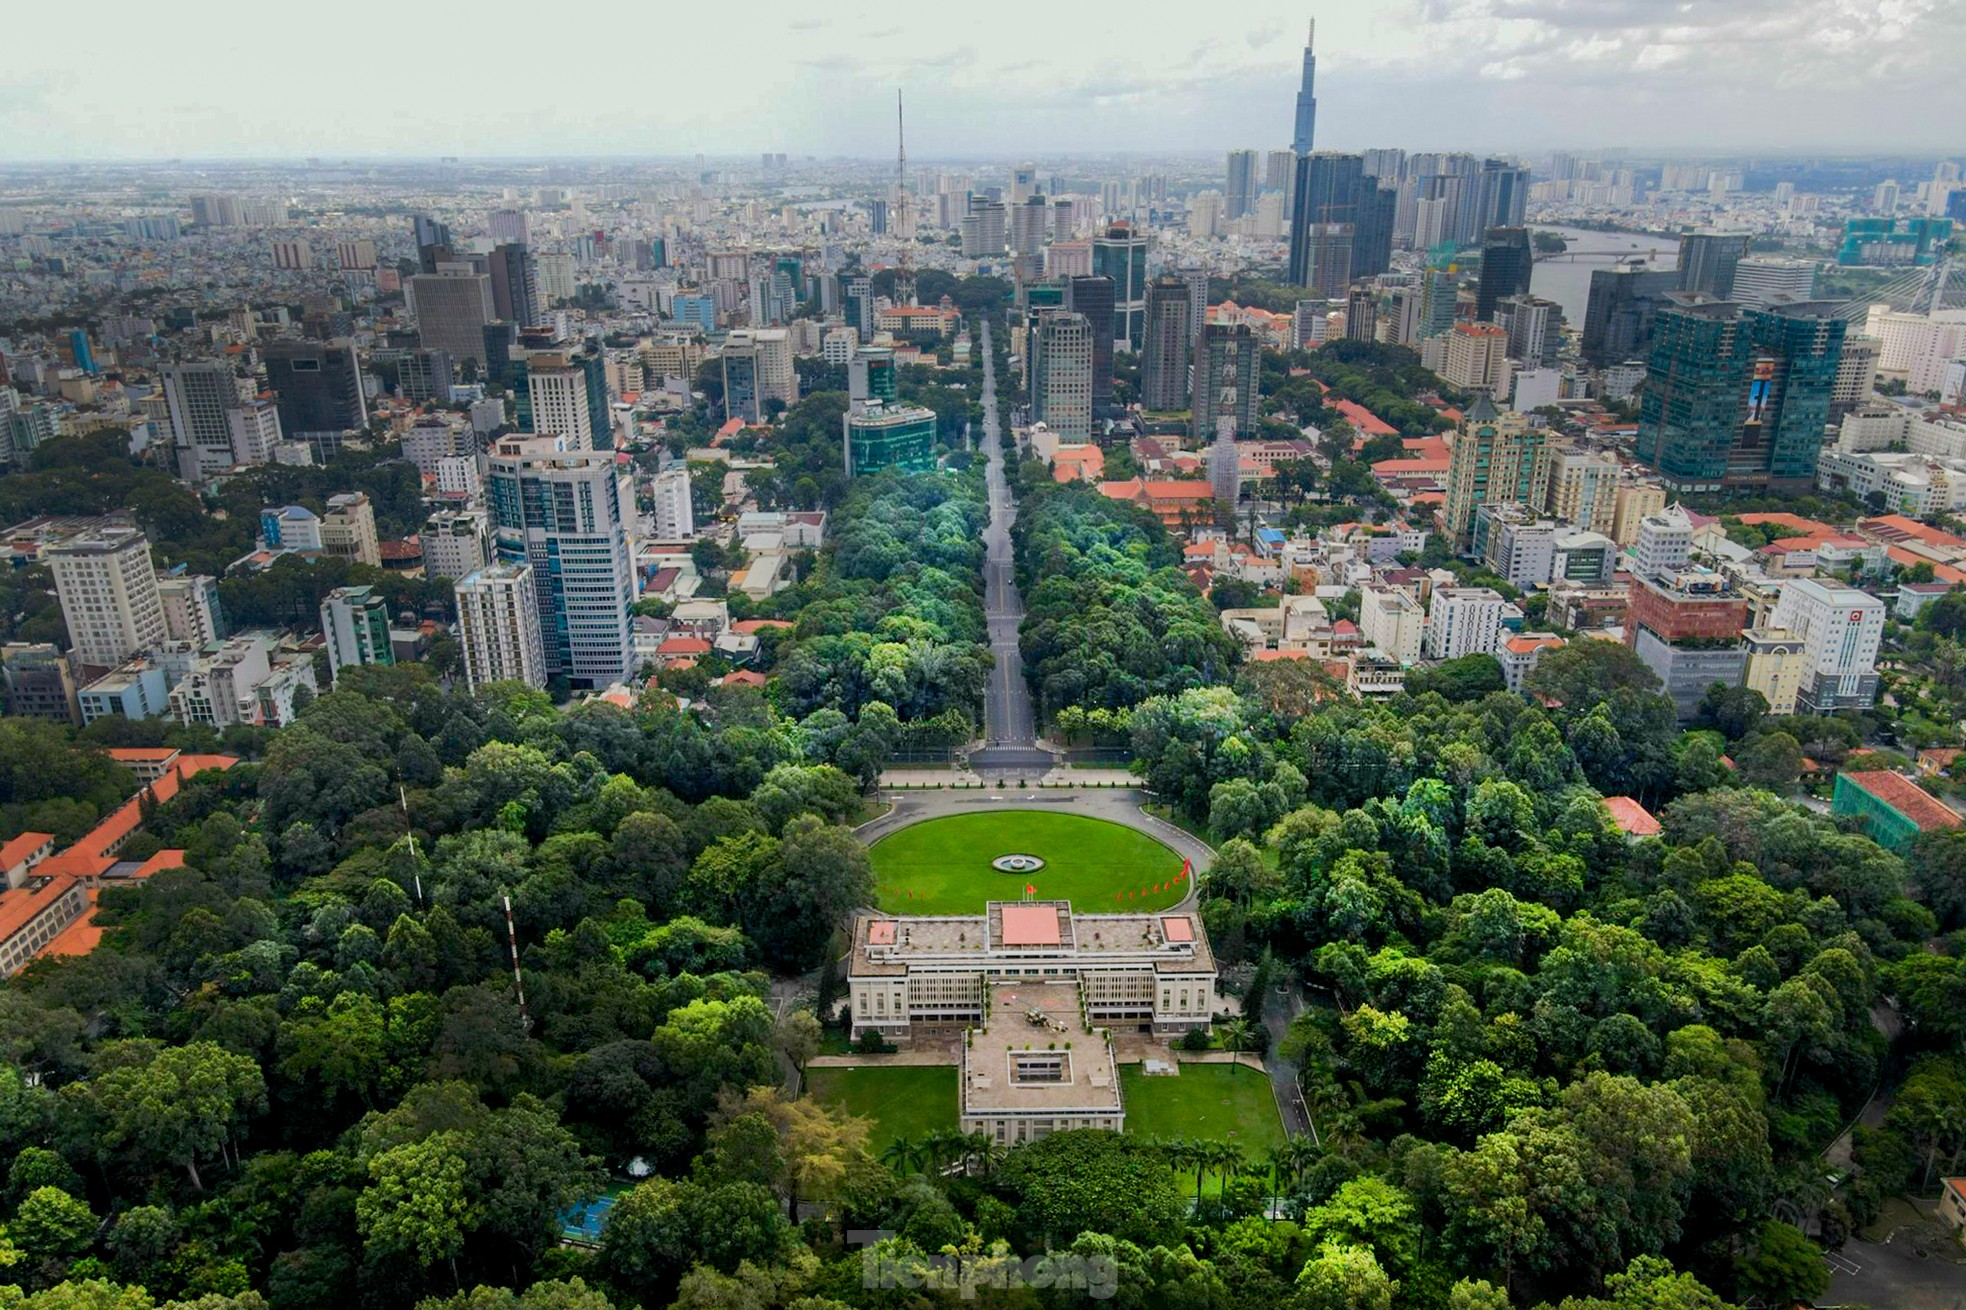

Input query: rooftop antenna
[895,89,915,307]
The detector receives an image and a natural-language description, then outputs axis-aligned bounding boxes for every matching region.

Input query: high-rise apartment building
[1011,196,1051,257]
[48,528,166,671]
[487,437,636,688]
[262,338,368,437]
[455,563,548,691]
[1635,300,1846,495]
[1444,395,1552,547]
[1475,228,1533,322]
[1424,588,1505,661]
[320,585,394,685]
[1359,585,1425,665]
[1475,159,1530,232]
[528,354,599,449]
[225,401,283,467]
[1031,311,1094,442]
[1226,150,1260,221]
[1441,323,1514,395]
[1191,324,1260,443]
[721,329,795,424]
[960,195,1008,257]
[1091,225,1149,351]
[1731,256,1817,308]
[1141,278,1194,412]
[487,243,541,327]
[652,466,695,540]
[488,209,530,246]
[410,269,495,366]
[1496,295,1563,369]
[1545,449,1618,536]
[1676,231,1753,299]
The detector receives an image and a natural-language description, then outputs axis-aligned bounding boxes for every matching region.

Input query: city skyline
[4,0,1964,162]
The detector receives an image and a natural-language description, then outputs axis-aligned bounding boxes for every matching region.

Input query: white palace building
[846,900,1219,1144]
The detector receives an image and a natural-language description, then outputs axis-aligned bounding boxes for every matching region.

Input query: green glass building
[843,402,938,477]
[1635,300,1844,496]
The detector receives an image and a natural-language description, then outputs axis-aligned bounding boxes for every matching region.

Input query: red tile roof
[1841,769,1964,832]
[657,636,712,656]
[0,832,55,871]
[1602,796,1662,837]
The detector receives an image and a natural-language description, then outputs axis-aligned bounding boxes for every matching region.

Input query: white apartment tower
[527,360,597,450]
[652,466,695,540]
[48,528,167,670]
[1359,584,1425,665]
[455,563,549,691]
[1424,587,1506,661]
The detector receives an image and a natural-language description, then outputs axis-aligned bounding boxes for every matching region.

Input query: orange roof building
[1096,478,1218,529]
[1602,796,1663,838]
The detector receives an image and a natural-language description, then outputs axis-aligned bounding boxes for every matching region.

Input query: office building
[1632,509,1694,578]
[309,493,376,567]
[487,243,541,327]
[1611,482,1669,547]
[1444,395,1551,547]
[721,329,795,424]
[537,253,577,305]
[1425,587,1505,660]
[163,360,250,482]
[412,215,453,273]
[1475,228,1533,322]
[1767,577,1885,712]
[1291,22,1318,153]
[1289,153,1365,288]
[1836,216,1953,266]
[844,402,940,476]
[48,528,166,671]
[1091,224,1149,351]
[1011,196,1051,256]
[1226,150,1259,221]
[1581,264,1678,368]
[1141,278,1193,411]
[1635,300,1846,495]
[1,643,81,725]
[399,348,455,405]
[1474,158,1530,232]
[1191,324,1260,443]
[1496,295,1563,369]
[1626,568,1750,719]
[488,209,529,246]
[1344,285,1378,342]
[1031,311,1094,442]
[338,240,377,271]
[79,661,172,725]
[262,338,368,437]
[1676,231,1752,299]
[320,585,394,684]
[961,195,1007,257]
[225,401,283,467]
[410,269,495,366]
[422,508,493,581]
[487,437,636,688]
[651,466,695,540]
[157,574,223,646]
[849,346,898,405]
[1064,276,1115,413]
[456,564,548,692]
[1832,336,1880,417]
[841,275,875,343]
[1731,257,1817,308]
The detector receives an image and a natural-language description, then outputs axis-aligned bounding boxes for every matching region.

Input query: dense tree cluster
[1014,480,1242,720]
[1260,340,1459,438]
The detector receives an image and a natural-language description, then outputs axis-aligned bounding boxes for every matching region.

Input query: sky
[4,0,1964,162]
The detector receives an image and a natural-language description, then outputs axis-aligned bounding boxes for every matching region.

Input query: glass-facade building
[1636,301,1846,495]
[1091,226,1148,353]
[843,404,938,476]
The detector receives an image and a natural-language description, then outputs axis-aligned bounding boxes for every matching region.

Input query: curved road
[970,317,1055,776]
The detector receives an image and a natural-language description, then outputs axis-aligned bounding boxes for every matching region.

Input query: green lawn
[868,811,1186,915]
[804,1065,958,1152]
[1120,1063,1287,1157]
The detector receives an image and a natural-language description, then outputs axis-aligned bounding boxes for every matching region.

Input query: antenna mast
[895,89,915,306]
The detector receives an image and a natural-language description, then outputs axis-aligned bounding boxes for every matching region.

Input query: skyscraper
[487,243,540,327]
[527,354,599,450]
[1581,264,1679,367]
[1288,153,1376,289]
[262,338,368,436]
[1141,277,1194,412]
[486,436,635,689]
[1011,196,1051,257]
[162,361,247,482]
[1030,311,1093,442]
[410,269,495,367]
[1475,228,1533,323]
[1475,159,1530,232]
[1635,300,1847,495]
[1291,21,1317,155]
[412,215,453,273]
[721,329,795,423]
[1226,150,1259,222]
[1091,224,1149,352]
[1677,231,1753,300]
[1065,276,1116,414]
[1191,324,1259,443]
[1265,150,1298,214]
[319,585,394,685]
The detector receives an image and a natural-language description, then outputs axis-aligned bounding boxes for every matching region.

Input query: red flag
[1025,883,1035,895]
[1182,858,1193,880]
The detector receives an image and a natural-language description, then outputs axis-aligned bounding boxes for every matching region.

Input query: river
[1527,224,1679,324]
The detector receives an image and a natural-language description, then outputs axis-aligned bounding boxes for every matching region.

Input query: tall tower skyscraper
[1475,228,1533,323]
[1192,324,1260,443]
[1226,150,1259,221]
[1291,21,1317,156]
[1141,277,1194,412]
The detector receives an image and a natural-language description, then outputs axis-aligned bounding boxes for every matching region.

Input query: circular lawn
[868,810,1188,915]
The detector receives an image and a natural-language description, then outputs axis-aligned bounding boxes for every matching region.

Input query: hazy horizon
[6,0,1964,163]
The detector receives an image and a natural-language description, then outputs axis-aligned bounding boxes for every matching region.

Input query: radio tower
[894,90,915,307]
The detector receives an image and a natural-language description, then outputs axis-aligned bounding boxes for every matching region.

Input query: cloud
[1245,18,1285,47]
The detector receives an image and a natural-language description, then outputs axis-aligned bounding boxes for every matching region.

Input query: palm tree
[1219,1019,1254,1072]
[921,1127,964,1175]
[1210,1142,1246,1195]
[881,1135,921,1175]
